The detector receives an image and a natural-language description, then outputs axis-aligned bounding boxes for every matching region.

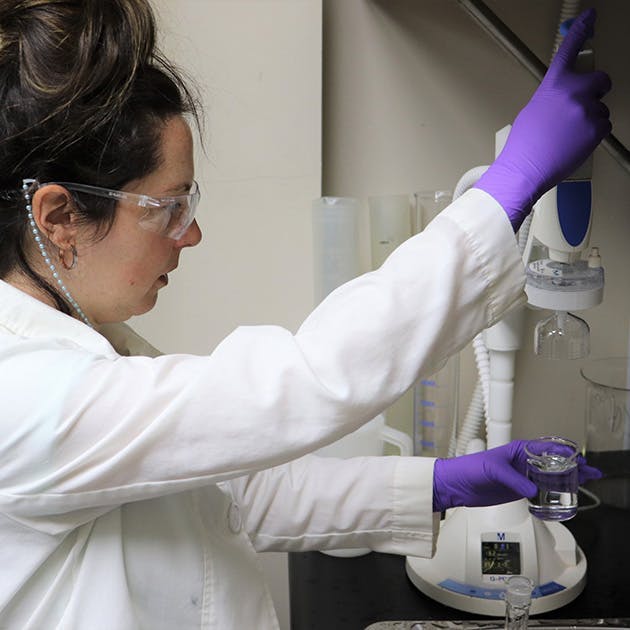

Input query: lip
[159,273,169,286]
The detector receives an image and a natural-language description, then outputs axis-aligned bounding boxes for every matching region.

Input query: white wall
[135,0,322,354]
[322,0,630,447]
[131,2,323,629]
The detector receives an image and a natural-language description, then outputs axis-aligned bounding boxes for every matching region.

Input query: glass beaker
[525,436,579,521]
[411,190,457,458]
[580,357,630,508]
[504,575,534,630]
[368,194,412,269]
[312,197,362,306]
[413,190,452,233]
[413,355,460,458]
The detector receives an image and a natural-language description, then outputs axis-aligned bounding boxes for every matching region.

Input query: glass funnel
[534,310,589,359]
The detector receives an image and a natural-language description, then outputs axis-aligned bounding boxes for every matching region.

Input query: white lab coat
[0,189,525,629]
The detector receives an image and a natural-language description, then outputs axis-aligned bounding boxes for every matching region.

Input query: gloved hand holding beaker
[474,8,612,231]
[432,439,602,513]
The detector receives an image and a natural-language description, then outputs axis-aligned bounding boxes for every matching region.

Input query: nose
[175,219,202,248]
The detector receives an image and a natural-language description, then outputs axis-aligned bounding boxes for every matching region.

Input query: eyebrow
[159,182,194,196]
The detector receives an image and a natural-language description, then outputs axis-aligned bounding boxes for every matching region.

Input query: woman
[0,1,609,628]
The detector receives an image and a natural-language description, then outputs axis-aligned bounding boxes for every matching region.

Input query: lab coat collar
[0,279,119,357]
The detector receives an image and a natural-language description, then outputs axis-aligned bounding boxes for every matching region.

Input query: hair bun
[3,0,156,121]
[0,0,166,168]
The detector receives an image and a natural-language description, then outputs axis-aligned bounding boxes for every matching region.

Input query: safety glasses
[48,180,201,240]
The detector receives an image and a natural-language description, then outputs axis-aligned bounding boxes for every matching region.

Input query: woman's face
[75,116,202,324]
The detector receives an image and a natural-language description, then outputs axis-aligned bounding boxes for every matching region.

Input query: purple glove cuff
[474,164,535,231]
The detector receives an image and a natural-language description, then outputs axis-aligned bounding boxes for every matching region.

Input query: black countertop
[289,503,630,630]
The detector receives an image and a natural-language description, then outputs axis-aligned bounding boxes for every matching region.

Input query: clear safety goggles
[48,180,201,240]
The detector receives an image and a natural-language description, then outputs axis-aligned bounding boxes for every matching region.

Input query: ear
[31,185,79,249]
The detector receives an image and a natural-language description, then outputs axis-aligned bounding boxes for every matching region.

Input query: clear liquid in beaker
[526,447,578,521]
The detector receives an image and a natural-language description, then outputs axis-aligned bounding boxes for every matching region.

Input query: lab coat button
[227,502,242,534]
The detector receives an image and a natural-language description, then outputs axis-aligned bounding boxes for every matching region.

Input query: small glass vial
[504,575,534,630]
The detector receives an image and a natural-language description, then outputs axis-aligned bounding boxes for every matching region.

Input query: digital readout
[481,541,521,575]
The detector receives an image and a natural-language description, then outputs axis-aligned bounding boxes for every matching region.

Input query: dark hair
[0,0,201,313]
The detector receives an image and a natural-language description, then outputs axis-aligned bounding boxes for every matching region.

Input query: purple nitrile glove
[474,8,612,231]
[432,439,602,513]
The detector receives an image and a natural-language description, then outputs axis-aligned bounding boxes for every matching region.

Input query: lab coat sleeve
[0,189,525,519]
[229,454,440,558]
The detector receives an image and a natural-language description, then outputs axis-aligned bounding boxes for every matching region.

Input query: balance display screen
[481,541,521,575]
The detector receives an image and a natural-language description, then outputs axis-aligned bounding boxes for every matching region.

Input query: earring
[60,245,78,271]
[22,179,91,327]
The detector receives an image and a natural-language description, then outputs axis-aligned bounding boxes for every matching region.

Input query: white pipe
[554,0,582,55]
[449,334,490,457]
[453,166,489,200]
[453,380,485,456]
[484,309,524,448]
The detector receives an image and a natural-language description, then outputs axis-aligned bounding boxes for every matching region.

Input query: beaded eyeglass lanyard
[22,179,92,327]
